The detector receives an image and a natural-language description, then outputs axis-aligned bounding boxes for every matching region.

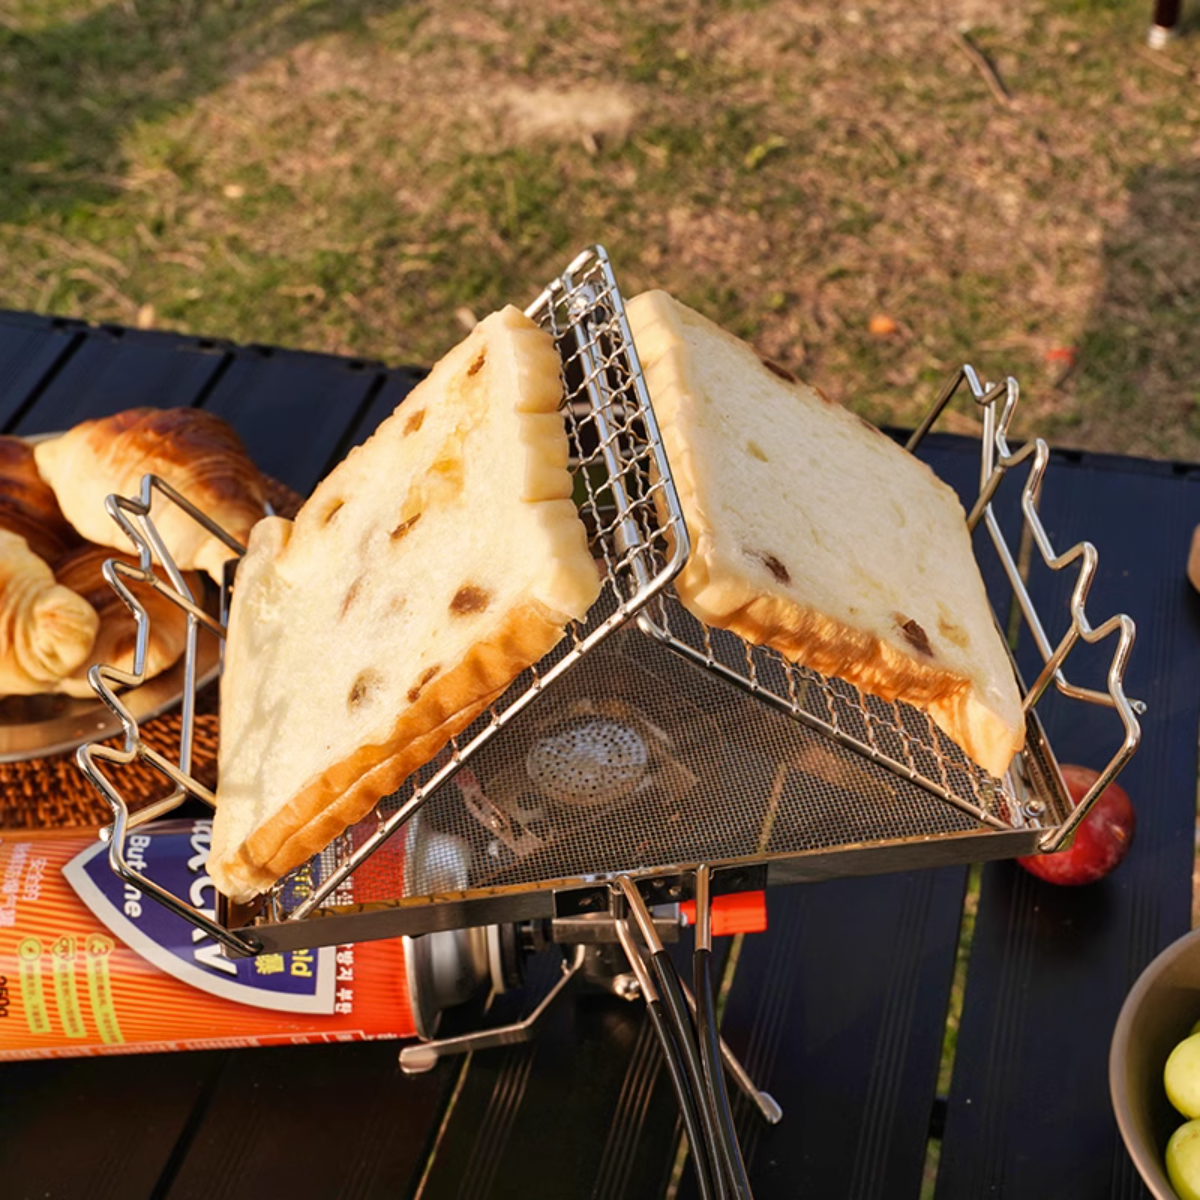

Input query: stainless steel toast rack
[77,245,1142,960]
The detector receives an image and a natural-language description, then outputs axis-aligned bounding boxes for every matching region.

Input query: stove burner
[525,717,649,807]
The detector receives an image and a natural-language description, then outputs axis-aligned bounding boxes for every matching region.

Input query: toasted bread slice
[626,289,1024,778]
[209,307,600,901]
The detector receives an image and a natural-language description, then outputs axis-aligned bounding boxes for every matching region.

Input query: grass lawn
[3,0,1199,459]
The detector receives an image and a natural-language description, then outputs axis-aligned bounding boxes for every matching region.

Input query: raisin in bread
[208,306,601,902]
[625,289,1024,778]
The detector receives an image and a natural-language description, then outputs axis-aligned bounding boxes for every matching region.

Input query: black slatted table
[0,311,1196,1200]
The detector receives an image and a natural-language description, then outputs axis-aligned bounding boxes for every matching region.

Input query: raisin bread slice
[209,307,600,902]
[626,289,1024,778]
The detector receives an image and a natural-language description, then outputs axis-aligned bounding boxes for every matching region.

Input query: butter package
[0,819,420,1059]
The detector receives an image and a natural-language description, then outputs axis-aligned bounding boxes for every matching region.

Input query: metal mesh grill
[329,613,1010,911]
[282,248,1031,921]
[637,592,1016,830]
[77,245,1138,953]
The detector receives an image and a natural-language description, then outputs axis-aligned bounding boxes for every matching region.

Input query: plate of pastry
[0,410,268,763]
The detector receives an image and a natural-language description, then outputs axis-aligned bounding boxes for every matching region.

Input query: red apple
[1016,764,1136,885]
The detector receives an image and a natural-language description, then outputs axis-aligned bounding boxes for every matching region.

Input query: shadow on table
[1067,158,1200,461]
[0,0,406,224]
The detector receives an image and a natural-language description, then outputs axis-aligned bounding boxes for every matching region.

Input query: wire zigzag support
[914,366,1143,853]
[74,473,260,956]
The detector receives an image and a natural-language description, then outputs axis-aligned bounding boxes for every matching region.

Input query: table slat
[417,946,691,1200]
[936,452,1200,1199]
[0,314,81,431]
[159,1041,456,1200]
[198,350,390,494]
[0,1050,226,1200]
[678,868,964,1200]
[9,327,228,435]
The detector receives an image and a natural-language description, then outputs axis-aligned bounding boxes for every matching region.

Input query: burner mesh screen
[320,604,1020,911]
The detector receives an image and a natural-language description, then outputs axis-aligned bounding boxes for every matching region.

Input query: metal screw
[613,974,641,1001]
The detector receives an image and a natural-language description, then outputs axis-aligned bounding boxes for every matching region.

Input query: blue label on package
[63,819,334,1013]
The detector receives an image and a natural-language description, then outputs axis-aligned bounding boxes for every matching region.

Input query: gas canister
[0,818,490,1059]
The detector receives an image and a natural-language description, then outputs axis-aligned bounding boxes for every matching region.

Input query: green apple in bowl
[1167,1033,1200,1119]
[1168,1119,1200,1200]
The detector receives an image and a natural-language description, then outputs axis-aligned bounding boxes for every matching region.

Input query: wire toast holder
[76,245,1142,960]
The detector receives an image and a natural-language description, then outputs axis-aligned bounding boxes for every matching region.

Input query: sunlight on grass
[2,0,1198,458]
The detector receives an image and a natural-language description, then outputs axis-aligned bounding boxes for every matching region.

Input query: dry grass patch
[2,0,1199,457]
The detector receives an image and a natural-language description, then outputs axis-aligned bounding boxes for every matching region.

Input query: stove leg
[398,944,585,1075]
[679,976,783,1126]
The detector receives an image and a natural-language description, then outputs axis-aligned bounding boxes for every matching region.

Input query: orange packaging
[0,818,418,1059]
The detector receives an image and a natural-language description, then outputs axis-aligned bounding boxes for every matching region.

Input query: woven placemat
[0,478,304,830]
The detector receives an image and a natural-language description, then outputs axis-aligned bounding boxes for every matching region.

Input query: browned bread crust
[215,596,569,898]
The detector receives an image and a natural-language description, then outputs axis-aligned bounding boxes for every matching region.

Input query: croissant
[33,408,267,583]
[50,543,202,699]
[0,436,82,563]
[0,530,99,697]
